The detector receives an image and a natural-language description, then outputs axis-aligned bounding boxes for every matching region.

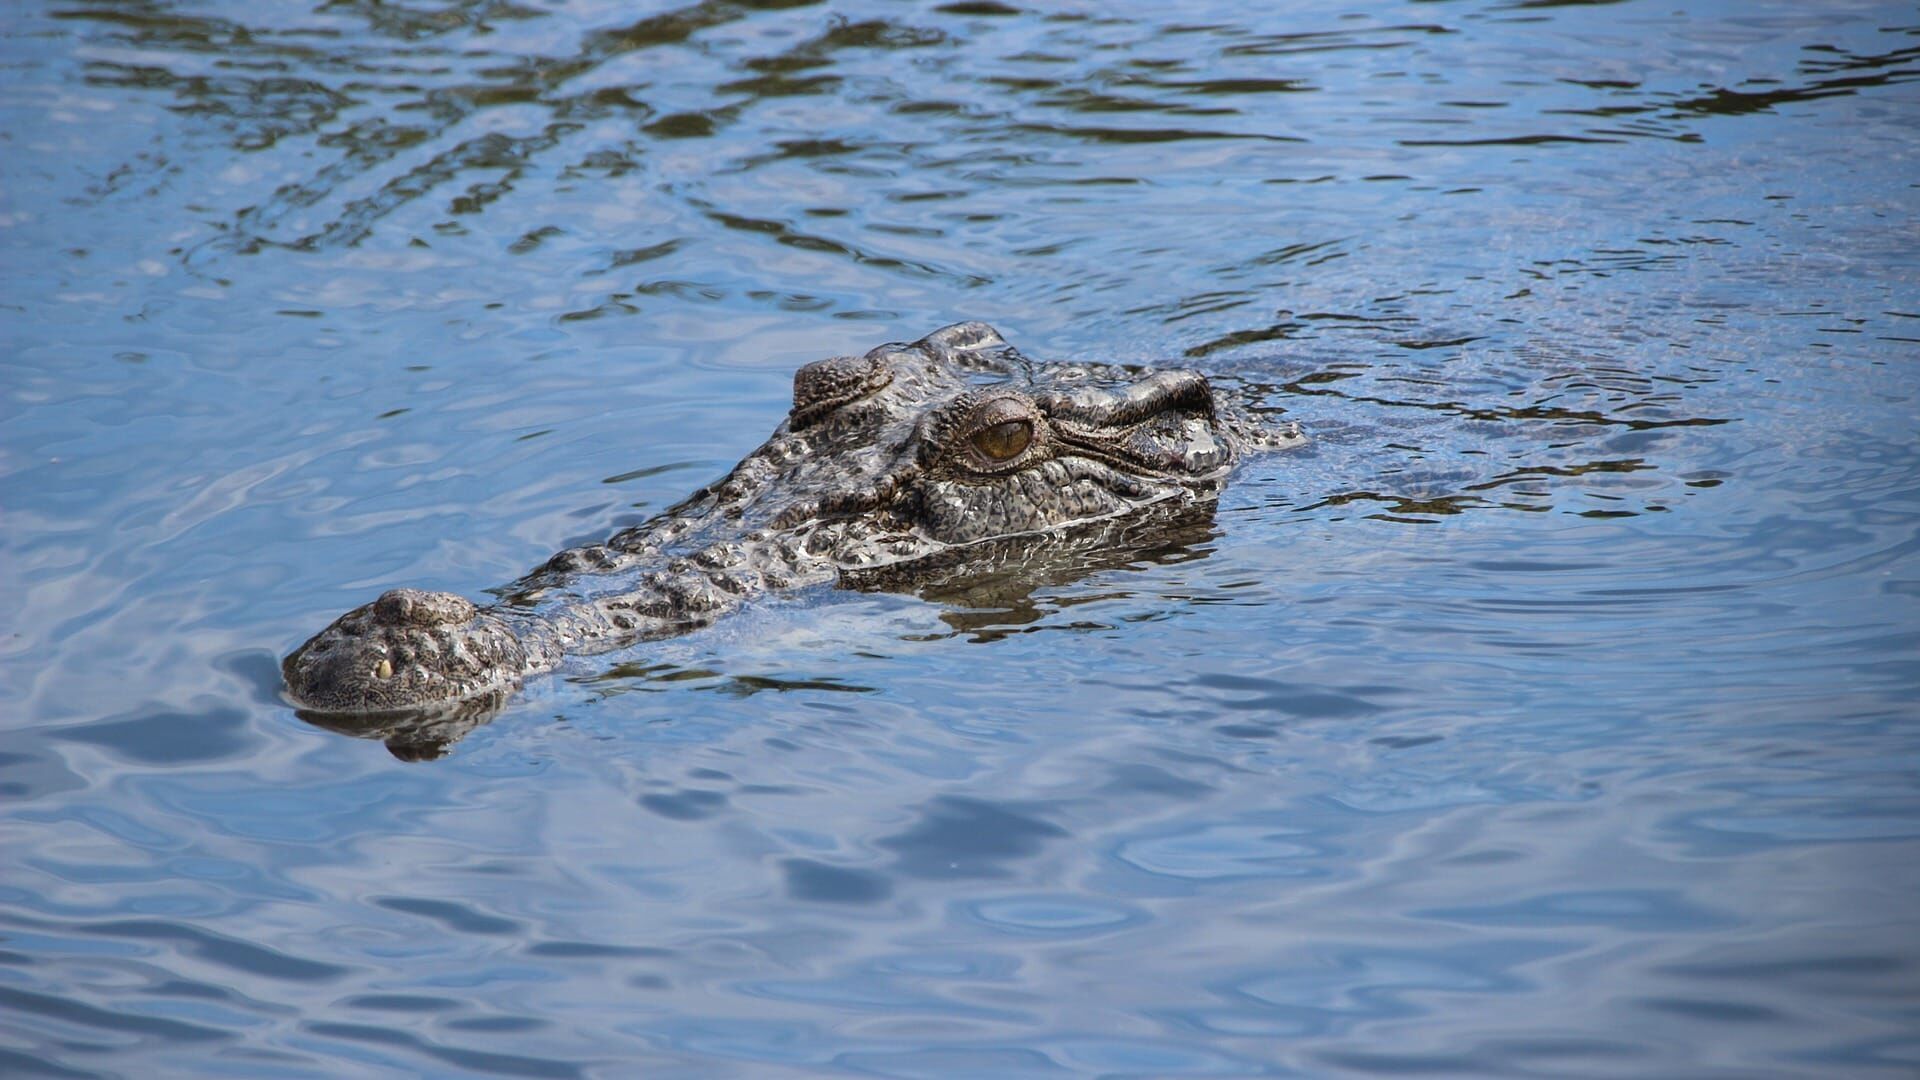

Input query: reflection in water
[296,691,511,762]
[5,0,1920,1076]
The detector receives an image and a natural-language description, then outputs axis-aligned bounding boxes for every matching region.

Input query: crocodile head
[283,322,1301,735]
[718,320,1293,573]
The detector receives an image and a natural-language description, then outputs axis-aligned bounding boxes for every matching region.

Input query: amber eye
[971,419,1033,462]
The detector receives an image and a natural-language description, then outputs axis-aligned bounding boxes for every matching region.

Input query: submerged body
[283,323,1302,725]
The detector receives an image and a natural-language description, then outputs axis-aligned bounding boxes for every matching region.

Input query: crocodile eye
[971,419,1032,461]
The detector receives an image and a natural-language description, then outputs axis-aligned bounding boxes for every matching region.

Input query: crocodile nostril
[373,590,417,624]
[372,588,477,628]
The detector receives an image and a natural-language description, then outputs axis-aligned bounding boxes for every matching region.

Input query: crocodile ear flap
[790,353,893,429]
[915,322,1028,378]
[916,321,1007,356]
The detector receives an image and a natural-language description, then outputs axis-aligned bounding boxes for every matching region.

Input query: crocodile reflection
[284,323,1303,757]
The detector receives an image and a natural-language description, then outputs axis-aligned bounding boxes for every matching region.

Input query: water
[3,0,1917,1075]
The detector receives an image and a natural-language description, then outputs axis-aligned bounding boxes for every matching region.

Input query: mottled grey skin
[284,322,1302,725]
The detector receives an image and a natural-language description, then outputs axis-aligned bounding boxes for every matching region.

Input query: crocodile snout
[282,589,529,714]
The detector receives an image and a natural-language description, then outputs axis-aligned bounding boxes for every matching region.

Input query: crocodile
[283,322,1302,750]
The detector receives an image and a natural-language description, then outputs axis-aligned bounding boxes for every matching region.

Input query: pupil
[973,420,1031,461]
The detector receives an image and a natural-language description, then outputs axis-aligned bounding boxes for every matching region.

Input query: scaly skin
[283,322,1303,726]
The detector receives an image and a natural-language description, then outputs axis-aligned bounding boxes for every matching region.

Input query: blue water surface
[3,0,1918,1075]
